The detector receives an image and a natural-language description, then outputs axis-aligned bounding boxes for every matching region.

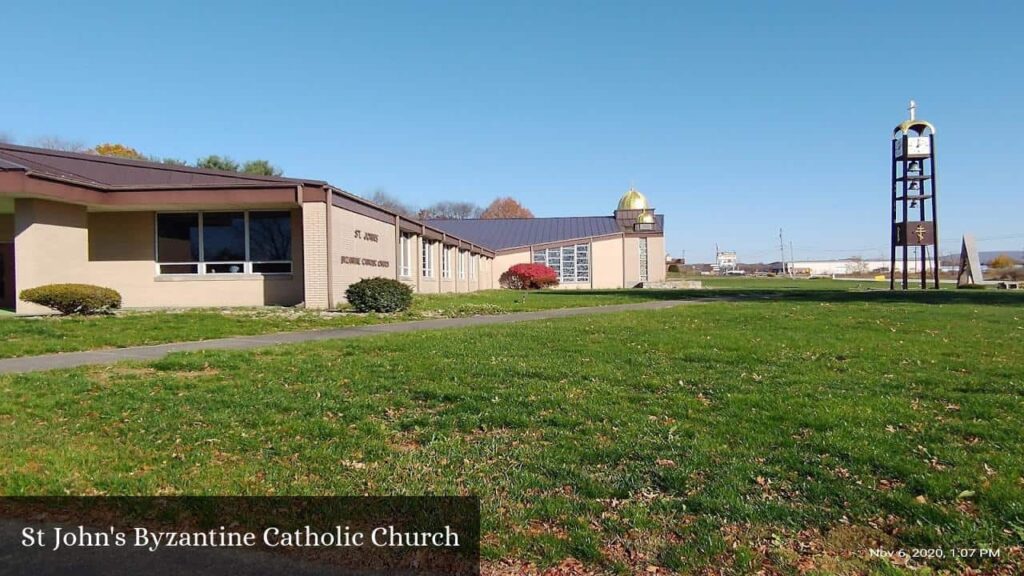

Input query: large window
[532,243,590,283]
[638,237,649,283]
[458,250,466,279]
[421,240,434,278]
[399,234,412,277]
[441,246,452,279]
[249,212,293,273]
[156,211,292,275]
[469,254,477,280]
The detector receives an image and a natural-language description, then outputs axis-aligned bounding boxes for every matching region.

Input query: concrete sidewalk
[0,299,699,375]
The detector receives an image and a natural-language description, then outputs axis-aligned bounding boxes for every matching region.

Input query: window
[156,211,292,275]
[441,246,452,279]
[248,211,293,273]
[532,243,590,283]
[399,234,412,277]
[639,237,649,283]
[156,213,199,274]
[469,254,477,280]
[203,212,245,273]
[458,250,466,279]
[421,240,434,278]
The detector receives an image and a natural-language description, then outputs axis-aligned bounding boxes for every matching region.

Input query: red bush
[500,263,559,290]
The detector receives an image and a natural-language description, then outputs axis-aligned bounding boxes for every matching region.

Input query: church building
[0,143,665,313]
[427,187,665,290]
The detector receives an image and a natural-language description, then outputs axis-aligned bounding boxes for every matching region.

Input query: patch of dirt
[90,367,157,383]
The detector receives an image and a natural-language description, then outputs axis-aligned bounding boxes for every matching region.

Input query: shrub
[499,263,558,290]
[988,254,1016,269]
[20,283,121,315]
[667,264,680,273]
[344,277,413,313]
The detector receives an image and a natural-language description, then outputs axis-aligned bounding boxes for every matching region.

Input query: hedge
[499,263,558,290]
[344,277,414,313]
[19,284,122,315]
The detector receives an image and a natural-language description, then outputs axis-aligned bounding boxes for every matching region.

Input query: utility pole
[779,229,787,275]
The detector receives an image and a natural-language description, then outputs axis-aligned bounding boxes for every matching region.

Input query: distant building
[769,258,935,276]
[715,250,737,272]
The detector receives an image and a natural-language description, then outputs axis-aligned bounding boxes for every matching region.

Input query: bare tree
[369,189,417,218]
[418,201,482,220]
[32,136,88,152]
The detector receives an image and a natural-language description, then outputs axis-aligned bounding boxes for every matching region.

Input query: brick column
[302,202,329,309]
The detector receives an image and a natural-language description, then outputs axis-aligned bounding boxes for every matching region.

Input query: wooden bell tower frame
[890,100,940,289]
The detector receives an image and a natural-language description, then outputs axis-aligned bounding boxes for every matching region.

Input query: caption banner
[0,496,480,575]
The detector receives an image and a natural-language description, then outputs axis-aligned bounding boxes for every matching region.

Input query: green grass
[1,289,1022,573]
[0,278,987,359]
[0,289,698,359]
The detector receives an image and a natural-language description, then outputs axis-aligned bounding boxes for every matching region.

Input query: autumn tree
[92,143,145,160]
[241,159,283,177]
[480,197,534,219]
[989,254,1017,269]
[196,155,240,172]
[418,201,482,220]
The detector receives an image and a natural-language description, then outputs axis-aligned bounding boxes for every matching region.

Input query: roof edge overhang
[0,171,303,208]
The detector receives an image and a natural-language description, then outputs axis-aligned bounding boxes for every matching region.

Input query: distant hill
[941,250,1023,265]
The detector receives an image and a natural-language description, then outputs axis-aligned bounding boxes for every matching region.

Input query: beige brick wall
[302,202,329,309]
[330,205,398,301]
[588,237,620,289]
[491,249,531,286]
[14,199,90,314]
[647,235,666,283]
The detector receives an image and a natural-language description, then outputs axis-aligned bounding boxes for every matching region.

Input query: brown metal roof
[0,143,325,189]
[0,143,496,257]
[428,215,663,251]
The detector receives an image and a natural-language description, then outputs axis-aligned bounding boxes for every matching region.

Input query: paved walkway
[0,300,700,375]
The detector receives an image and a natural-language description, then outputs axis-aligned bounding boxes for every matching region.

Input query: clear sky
[3,1,1022,263]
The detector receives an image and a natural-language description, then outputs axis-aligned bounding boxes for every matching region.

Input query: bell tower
[890,100,940,289]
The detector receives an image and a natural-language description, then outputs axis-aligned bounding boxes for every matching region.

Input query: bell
[909,181,920,192]
[907,160,921,174]
[910,200,918,208]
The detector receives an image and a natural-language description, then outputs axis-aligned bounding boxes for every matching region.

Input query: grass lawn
[0,277,977,359]
[1,288,1022,573]
[0,288,702,359]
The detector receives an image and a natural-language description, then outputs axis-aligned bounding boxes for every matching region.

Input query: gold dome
[617,187,649,210]
[636,210,655,224]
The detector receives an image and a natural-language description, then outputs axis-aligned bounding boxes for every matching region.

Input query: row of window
[638,237,649,283]
[399,234,478,280]
[532,243,591,283]
[156,211,292,275]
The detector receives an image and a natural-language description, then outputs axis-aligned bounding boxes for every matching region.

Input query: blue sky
[3,1,1022,262]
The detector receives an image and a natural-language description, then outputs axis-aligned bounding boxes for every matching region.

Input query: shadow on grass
[536,287,1024,306]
